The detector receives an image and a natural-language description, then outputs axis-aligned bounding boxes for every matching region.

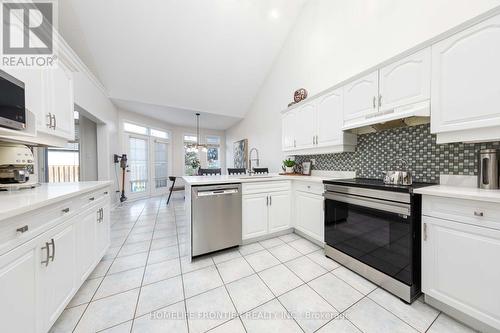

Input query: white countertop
[414,185,500,203]
[0,181,112,221]
[182,171,355,186]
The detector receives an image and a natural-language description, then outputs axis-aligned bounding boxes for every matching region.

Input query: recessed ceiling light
[269,9,280,20]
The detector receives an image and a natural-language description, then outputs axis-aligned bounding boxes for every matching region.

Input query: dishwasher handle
[196,188,239,197]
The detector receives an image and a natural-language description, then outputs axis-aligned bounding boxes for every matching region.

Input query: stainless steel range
[322,178,434,303]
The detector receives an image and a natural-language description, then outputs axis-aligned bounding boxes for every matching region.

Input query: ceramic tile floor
[50,194,478,333]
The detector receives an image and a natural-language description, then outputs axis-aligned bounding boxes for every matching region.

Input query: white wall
[226,0,500,172]
[118,110,226,184]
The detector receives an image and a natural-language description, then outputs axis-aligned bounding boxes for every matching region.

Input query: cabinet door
[0,240,39,333]
[268,191,291,233]
[75,210,97,283]
[316,88,343,147]
[343,71,379,126]
[422,216,500,328]
[294,102,316,149]
[242,194,268,240]
[95,204,111,258]
[39,222,76,332]
[282,111,296,151]
[379,48,431,113]
[295,192,324,243]
[431,14,500,134]
[45,61,75,140]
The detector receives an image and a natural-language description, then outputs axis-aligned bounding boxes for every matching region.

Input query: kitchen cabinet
[242,194,269,240]
[316,88,344,147]
[39,222,76,332]
[268,191,291,233]
[281,88,356,155]
[75,209,97,283]
[0,238,39,333]
[0,184,110,333]
[282,110,296,151]
[294,102,316,149]
[422,215,500,330]
[242,182,292,241]
[431,14,500,143]
[378,48,431,115]
[42,61,75,140]
[343,71,379,126]
[294,189,324,243]
[421,194,500,332]
[95,204,111,258]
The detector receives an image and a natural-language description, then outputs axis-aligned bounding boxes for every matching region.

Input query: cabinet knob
[16,225,29,234]
[474,211,484,217]
[62,208,70,213]
[89,197,95,201]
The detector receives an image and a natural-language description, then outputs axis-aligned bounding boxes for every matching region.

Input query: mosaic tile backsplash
[294,124,500,183]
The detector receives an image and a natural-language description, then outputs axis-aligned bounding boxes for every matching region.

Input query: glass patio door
[151,139,169,195]
[126,134,149,199]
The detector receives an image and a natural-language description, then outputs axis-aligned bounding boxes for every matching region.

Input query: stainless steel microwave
[0,70,26,130]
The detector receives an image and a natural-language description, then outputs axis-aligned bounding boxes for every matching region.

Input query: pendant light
[188,113,207,152]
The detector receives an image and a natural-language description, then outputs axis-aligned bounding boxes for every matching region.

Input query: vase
[285,166,294,174]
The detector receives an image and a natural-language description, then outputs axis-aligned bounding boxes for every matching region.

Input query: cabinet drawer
[242,181,291,195]
[294,181,324,195]
[422,196,500,230]
[77,187,110,209]
[0,200,77,255]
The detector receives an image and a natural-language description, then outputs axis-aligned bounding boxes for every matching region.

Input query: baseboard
[242,228,294,245]
[424,295,499,333]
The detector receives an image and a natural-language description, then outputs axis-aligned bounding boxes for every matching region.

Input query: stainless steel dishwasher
[191,183,242,256]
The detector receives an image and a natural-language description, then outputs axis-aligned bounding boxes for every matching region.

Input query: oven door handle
[323,192,411,216]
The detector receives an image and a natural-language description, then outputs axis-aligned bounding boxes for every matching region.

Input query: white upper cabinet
[379,48,431,114]
[294,102,316,149]
[282,110,296,151]
[281,88,356,155]
[43,61,75,140]
[431,14,500,142]
[316,88,343,147]
[343,71,379,127]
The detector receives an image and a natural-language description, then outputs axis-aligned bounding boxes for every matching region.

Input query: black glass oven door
[324,194,414,285]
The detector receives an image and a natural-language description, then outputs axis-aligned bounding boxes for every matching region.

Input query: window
[150,128,169,139]
[184,134,200,176]
[206,135,220,169]
[124,122,148,135]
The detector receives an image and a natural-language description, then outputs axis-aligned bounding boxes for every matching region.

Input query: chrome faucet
[248,148,260,175]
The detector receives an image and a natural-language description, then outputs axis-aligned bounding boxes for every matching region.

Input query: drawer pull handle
[62,208,70,213]
[49,238,55,262]
[474,211,484,217]
[104,191,108,195]
[89,197,95,201]
[16,225,29,234]
[41,242,50,266]
[423,223,427,241]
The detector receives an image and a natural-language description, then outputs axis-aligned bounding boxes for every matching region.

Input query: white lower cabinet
[39,222,76,332]
[0,238,39,333]
[0,186,110,333]
[422,199,500,331]
[242,190,291,240]
[294,191,324,243]
[268,192,291,233]
[242,194,269,240]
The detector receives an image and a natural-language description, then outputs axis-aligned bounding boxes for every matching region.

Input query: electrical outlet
[310,158,316,166]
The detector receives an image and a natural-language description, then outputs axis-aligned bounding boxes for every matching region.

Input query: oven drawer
[294,181,324,195]
[422,196,500,230]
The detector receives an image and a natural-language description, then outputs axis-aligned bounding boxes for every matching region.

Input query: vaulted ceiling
[59,0,307,129]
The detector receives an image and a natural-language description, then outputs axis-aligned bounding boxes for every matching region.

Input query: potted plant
[283,158,296,174]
